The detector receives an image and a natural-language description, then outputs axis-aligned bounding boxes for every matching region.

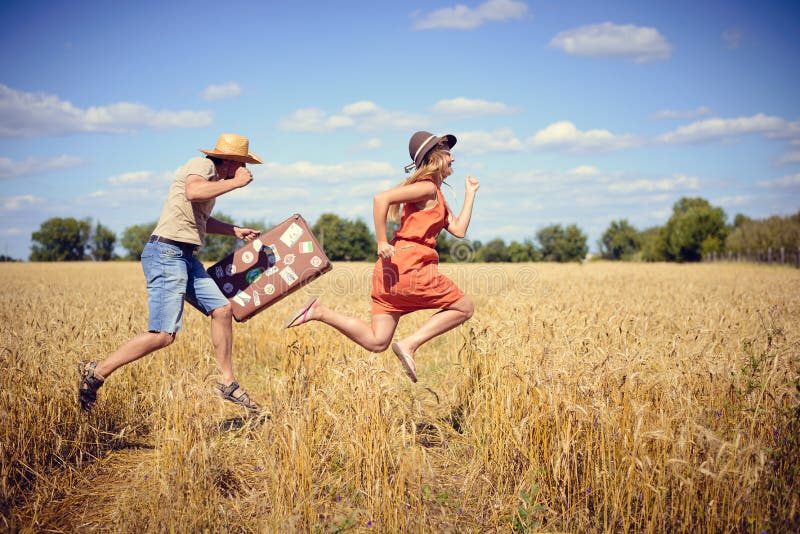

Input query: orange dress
[371,180,464,314]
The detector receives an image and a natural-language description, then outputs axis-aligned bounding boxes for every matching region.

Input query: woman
[284,131,479,382]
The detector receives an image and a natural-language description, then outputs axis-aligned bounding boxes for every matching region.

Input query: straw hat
[406,131,456,172]
[199,133,263,164]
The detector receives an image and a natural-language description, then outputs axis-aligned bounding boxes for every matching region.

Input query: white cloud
[498,169,555,185]
[107,170,174,186]
[2,194,42,211]
[432,97,516,117]
[529,121,639,152]
[108,171,154,185]
[346,180,395,197]
[75,185,162,208]
[659,113,800,144]
[225,185,311,203]
[713,195,752,207]
[342,101,380,115]
[549,22,671,63]
[777,143,800,165]
[476,223,541,241]
[260,160,395,182]
[777,152,800,165]
[0,227,23,236]
[607,174,699,193]
[650,207,671,219]
[201,82,242,101]
[757,174,800,188]
[452,123,638,155]
[0,84,213,137]
[0,154,83,179]
[455,128,526,155]
[68,168,178,209]
[278,101,425,133]
[651,107,712,120]
[489,166,613,188]
[568,165,601,176]
[574,192,673,207]
[413,0,528,30]
[351,138,383,151]
[278,108,354,132]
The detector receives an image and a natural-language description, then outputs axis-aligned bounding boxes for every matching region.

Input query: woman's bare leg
[393,296,474,357]
[289,299,401,353]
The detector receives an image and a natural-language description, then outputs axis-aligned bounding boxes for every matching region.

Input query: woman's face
[440,148,454,179]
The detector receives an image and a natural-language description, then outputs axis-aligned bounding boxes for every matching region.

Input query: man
[79,133,263,412]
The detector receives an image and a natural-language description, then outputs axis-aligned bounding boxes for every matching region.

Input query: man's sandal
[217,381,260,411]
[78,361,105,412]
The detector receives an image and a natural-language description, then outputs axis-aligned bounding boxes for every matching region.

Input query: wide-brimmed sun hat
[405,131,456,173]
[199,133,263,164]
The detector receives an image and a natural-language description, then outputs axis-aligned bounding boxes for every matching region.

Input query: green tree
[732,213,752,229]
[508,240,538,262]
[662,197,727,262]
[435,232,479,263]
[196,212,237,263]
[599,219,641,260]
[313,213,376,261]
[89,222,117,261]
[30,217,91,261]
[477,238,510,262]
[536,224,588,262]
[345,219,377,260]
[240,218,270,236]
[0,255,20,262]
[638,226,667,262]
[436,231,456,262]
[314,213,348,260]
[121,221,157,260]
[725,212,800,253]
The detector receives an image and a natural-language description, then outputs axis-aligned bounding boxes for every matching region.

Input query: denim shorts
[140,241,230,333]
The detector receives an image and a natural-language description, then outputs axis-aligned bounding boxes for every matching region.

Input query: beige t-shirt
[153,157,217,246]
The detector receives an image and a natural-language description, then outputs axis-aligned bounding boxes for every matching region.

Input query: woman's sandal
[391,342,418,383]
[78,361,105,412]
[283,297,318,329]
[217,381,260,411]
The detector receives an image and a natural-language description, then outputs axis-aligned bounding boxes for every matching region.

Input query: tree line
[13,196,799,264]
[598,197,800,263]
[19,213,590,264]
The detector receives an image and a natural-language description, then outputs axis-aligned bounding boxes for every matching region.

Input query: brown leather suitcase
[206,213,332,322]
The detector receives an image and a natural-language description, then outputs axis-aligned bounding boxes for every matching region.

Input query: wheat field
[1,261,798,532]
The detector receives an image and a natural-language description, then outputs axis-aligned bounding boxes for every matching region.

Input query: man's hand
[230,166,254,189]
[377,241,395,259]
[234,226,260,242]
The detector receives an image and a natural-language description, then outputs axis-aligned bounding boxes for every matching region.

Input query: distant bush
[725,212,800,253]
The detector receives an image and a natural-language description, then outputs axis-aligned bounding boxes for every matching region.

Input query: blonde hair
[388,145,451,223]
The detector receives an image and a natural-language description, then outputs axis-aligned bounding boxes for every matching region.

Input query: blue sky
[1,0,798,260]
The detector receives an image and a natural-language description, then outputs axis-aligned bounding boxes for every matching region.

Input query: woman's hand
[465,175,480,194]
[377,241,395,259]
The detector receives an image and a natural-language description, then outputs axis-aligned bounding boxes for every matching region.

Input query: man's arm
[185,166,253,202]
[206,217,260,242]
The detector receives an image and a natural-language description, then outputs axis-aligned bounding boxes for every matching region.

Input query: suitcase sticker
[207,214,332,322]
